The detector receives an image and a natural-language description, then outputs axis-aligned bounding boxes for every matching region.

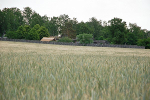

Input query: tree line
[0,7,150,48]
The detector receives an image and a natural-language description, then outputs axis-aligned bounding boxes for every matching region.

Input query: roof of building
[40,37,56,42]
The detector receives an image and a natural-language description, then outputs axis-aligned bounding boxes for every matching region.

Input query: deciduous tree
[77,33,93,45]
[108,17,127,44]
[87,17,103,39]
[38,26,49,39]
[61,22,76,39]
[28,27,40,40]
[23,7,33,25]
[16,25,26,39]
[76,22,93,35]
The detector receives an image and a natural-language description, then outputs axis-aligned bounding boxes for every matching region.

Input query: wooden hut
[40,37,56,42]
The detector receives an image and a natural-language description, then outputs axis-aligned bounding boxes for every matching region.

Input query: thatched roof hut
[40,37,56,42]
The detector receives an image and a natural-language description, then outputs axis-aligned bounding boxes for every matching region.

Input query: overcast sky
[0,0,150,30]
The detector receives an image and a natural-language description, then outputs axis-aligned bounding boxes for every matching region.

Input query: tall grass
[0,41,150,100]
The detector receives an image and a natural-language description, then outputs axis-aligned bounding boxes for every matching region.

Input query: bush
[58,37,72,43]
[24,25,31,39]
[95,36,104,40]
[137,38,150,49]
[28,28,40,40]
[16,25,26,39]
[99,36,104,40]
[76,33,93,45]
[38,26,49,39]
[6,31,17,39]
[126,32,137,45]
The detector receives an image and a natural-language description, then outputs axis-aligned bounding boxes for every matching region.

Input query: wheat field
[0,41,150,100]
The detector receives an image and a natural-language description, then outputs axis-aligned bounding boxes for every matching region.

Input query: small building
[40,37,56,42]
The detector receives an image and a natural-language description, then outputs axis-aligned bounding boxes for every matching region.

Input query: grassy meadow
[0,41,150,100]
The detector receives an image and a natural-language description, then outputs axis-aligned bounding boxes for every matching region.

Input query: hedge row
[0,38,145,49]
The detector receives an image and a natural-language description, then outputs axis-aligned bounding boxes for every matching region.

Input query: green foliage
[108,18,127,44]
[23,25,31,39]
[76,22,93,35]
[6,25,31,39]
[16,25,26,39]
[33,24,40,30]
[48,17,59,36]
[87,17,103,39]
[129,23,142,39]
[27,24,49,40]
[58,37,73,42]
[0,7,24,36]
[30,12,43,28]
[114,30,126,44]
[28,27,40,40]
[126,32,137,45]
[0,10,4,36]
[61,22,76,39]
[3,23,50,40]
[24,25,31,32]
[77,33,93,45]
[96,36,104,40]
[23,7,33,25]
[0,6,149,45]
[137,39,145,46]
[137,38,150,49]
[38,26,49,39]
[6,31,17,39]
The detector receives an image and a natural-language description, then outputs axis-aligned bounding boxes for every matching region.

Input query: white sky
[0,0,150,30]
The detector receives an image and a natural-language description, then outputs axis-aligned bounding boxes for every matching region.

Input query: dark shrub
[76,33,93,45]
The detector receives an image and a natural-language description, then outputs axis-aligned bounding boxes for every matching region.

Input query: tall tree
[48,17,59,36]
[101,20,110,39]
[108,17,127,44]
[129,23,146,40]
[76,22,93,35]
[61,22,76,38]
[70,18,78,30]
[0,7,24,36]
[147,31,150,38]
[126,32,137,45]
[28,24,39,40]
[58,14,70,35]
[23,7,33,25]
[16,25,26,39]
[87,17,103,39]
[30,11,44,28]
[11,7,24,30]
[38,26,49,39]
[58,14,70,26]
[0,9,4,36]
[42,15,51,34]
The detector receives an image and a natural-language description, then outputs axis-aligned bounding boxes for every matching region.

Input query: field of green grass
[0,41,150,100]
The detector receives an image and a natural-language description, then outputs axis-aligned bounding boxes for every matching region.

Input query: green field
[0,41,150,100]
